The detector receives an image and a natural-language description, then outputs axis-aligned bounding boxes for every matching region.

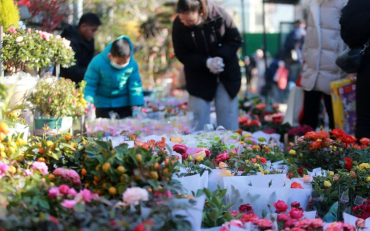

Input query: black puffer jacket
[59,25,95,83]
[172,2,242,101]
[340,0,370,139]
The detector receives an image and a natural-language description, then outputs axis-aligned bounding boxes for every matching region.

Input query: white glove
[206,57,225,74]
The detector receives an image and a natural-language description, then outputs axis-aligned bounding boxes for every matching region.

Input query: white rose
[122,187,149,205]
[16,36,23,43]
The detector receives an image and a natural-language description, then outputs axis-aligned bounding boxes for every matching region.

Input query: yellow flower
[196,156,204,162]
[359,163,370,170]
[252,145,260,151]
[289,149,296,155]
[264,170,270,174]
[366,176,370,183]
[245,160,250,164]
[259,167,263,172]
[188,155,193,161]
[244,134,252,138]
[254,163,260,167]
[324,180,331,187]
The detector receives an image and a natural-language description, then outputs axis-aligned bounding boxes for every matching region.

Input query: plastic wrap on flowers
[223,174,291,217]
[172,195,206,231]
[288,178,313,211]
[343,212,370,231]
[172,172,209,195]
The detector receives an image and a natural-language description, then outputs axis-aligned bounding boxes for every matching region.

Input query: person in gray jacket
[300,0,348,129]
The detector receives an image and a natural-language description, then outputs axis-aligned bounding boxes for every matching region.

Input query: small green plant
[202,186,235,228]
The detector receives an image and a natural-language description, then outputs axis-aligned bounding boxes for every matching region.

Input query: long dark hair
[176,0,208,20]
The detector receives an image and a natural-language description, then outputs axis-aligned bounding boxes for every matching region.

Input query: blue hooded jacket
[84,35,144,108]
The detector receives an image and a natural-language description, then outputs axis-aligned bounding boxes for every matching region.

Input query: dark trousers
[356,57,370,140]
[301,90,334,130]
[95,106,132,119]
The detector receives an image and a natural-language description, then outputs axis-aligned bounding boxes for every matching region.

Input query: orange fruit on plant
[81,168,87,176]
[48,174,55,181]
[38,157,46,162]
[102,163,111,172]
[149,171,158,180]
[117,166,125,174]
[0,122,9,134]
[135,154,142,163]
[108,187,117,195]
[65,133,72,141]
[111,150,116,155]
[46,141,54,150]
[39,148,45,154]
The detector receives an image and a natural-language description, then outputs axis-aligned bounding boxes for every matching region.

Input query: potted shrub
[0,27,75,108]
[29,76,87,136]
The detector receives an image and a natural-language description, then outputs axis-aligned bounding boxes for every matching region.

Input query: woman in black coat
[340,0,370,140]
[172,0,242,131]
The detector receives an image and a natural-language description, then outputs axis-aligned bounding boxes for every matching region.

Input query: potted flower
[0,27,75,108]
[28,76,87,135]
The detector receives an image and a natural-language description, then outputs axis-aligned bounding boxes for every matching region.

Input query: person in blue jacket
[84,35,144,118]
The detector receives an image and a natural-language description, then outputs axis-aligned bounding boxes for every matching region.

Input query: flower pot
[2,73,39,108]
[34,117,72,136]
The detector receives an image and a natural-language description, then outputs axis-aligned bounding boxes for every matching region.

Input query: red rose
[297,168,304,175]
[173,144,188,154]
[239,203,254,213]
[285,219,299,228]
[215,153,230,164]
[289,208,304,219]
[309,141,322,150]
[277,213,290,222]
[331,129,345,138]
[316,131,329,139]
[310,219,324,229]
[257,219,273,229]
[342,135,357,144]
[344,158,353,171]
[291,182,303,189]
[291,201,301,208]
[296,219,311,229]
[260,157,267,164]
[273,200,289,213]
[360,138,370,146]
[181,153,188,160]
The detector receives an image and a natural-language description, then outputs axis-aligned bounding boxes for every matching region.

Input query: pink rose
[173,144,188,154]
[68,188,78,197]
[257,219,273,229]
[277,213,290,222]
[289,208,304,219]
[215,153,230,164]
[240,213,258,223]
[230,211,239,217]
[78,189,99,203]
[285,219,299,228]
[123,187,149,205]
[72,178,82,186]
[326,222,343,231]
[68,169,80,180]
[53,168,68,179]
[290,228,305,231]
[296,219,311,228]
[273,200,289,213]
[8,27,16,34]
[356,218,366,229]
[48,187,60,199]
[195,148,211,157]
[219,228,228,231]
[310,219,324,229]
[32,161,48,175]
[0,163,9,176]
[58,185,70,195]
[61,199,78,209]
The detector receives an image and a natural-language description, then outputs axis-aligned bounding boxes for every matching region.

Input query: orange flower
[291,182,303,189]
[305,131,317,140]
[309,141,322,150]
[331,129,345,138]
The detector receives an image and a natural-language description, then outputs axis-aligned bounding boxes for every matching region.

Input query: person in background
[84,36,144,119]
[60,13,101,83]
[340,0,370,140]
[172,0,242,131]
[300,0,348,130]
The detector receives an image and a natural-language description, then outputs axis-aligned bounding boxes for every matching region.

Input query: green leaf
[224,211,234,221]
[74,203,85,213]
[39,200,50,210]
[203,188,212,198]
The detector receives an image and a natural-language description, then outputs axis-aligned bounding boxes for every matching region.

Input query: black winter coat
[59,25,95,83]
[340,0,370,139]
[172,2,242,101]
